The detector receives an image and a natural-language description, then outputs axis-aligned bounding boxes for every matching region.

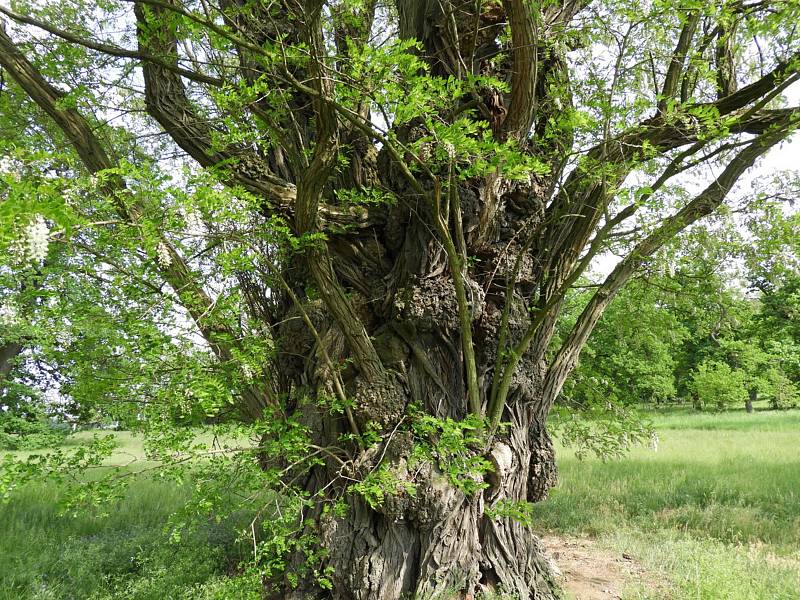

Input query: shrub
[690,361,747,410]
[764,368,799,409]
[0,416,68,450]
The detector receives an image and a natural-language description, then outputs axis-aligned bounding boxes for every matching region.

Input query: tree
[690,360,747,410]
[564,277,688,407]
[1,0,800,597]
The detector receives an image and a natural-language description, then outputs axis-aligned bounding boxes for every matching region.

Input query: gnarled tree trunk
[275,280,564,599]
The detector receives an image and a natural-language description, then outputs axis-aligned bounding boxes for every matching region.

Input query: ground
[1,407,799,599]
[541,533,663,600]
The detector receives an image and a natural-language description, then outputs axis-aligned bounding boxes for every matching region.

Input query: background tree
[1,0,800,598]
[563,212,799,420]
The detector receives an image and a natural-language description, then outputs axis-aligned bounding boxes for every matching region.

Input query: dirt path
[540,534,660,600]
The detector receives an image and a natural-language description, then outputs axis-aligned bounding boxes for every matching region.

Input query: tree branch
[659,9,700,109]
[133,1,296,207]
[543,116,799,406]
[292,0,385,384]
[0,5,224,86]
[0,24,270,419]
[502,0,538,141]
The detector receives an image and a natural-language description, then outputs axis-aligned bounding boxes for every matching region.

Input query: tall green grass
[4,412,800,599]
[541,407,800,599]
[0,433,260,600]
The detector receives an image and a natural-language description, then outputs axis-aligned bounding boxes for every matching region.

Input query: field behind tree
[2,409,799,599]
[538,407,800,599]
[0,431,262,600]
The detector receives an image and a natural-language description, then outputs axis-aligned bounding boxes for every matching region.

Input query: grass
[540,406,800,599]
[0,432,260,600]
[3,410,800,599]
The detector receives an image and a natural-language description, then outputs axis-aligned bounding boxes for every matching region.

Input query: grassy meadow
[2,409,799,599]
[537,407,800,599]
[0,432,261,600]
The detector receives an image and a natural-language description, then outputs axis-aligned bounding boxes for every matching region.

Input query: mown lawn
[539,407,800,599]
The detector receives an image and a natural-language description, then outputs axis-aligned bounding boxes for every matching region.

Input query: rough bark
[266,166,566,597]
[274,315,563,600]
[312,418,560,600]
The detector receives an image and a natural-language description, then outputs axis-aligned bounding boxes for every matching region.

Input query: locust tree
[1,0,800,597]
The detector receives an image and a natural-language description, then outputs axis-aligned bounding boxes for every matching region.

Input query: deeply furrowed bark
[313,412,560,600]
[274,355,563,600]
[268,167,566,599]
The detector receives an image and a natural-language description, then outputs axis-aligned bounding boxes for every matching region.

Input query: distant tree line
[561,234,799,415]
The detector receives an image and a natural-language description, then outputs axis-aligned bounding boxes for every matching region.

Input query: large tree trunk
[320,423,559,600]
[279,400,560,600]
[271,197,564,598]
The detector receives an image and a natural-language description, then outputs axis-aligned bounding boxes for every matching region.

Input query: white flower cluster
[415,141,459,163]
[441,141,457,160]
[183,210,205,235]
[156,241,172,268]
[56,330,74,348]
[0,302,19,327]
[19,215,50,263]
[64,187,79,208]
[418,142,433,163]
[241,364,255,382]
[0,156,22,181]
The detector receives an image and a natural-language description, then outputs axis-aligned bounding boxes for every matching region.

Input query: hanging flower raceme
[0,156,22,181]
[156,241,173,268]
[19,214,50,264]
[0,302,19,327]
[441,141,456,160]
[182,209,205,235]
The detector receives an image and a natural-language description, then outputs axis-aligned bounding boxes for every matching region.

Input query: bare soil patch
[541,534,661,600]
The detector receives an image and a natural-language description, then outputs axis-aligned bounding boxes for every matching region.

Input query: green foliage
[0,385,67,450]
[349,465,416,510]
[690,361,748,410]
[410,413,493,495]
[764,367,799,410]
[560,218,799,427]
[549,402,654,460]
[559,275,689,406]
[484,499,536,528]
[334,186,397,207]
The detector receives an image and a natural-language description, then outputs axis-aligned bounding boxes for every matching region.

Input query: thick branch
[714,50,800,115]
[715,19,738,98]
[0,341,24,391]
[502,0,538,140]
[659,10,700,109]
[293,1,384,384]
[540,52,800,289]
[133,1,296,206]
